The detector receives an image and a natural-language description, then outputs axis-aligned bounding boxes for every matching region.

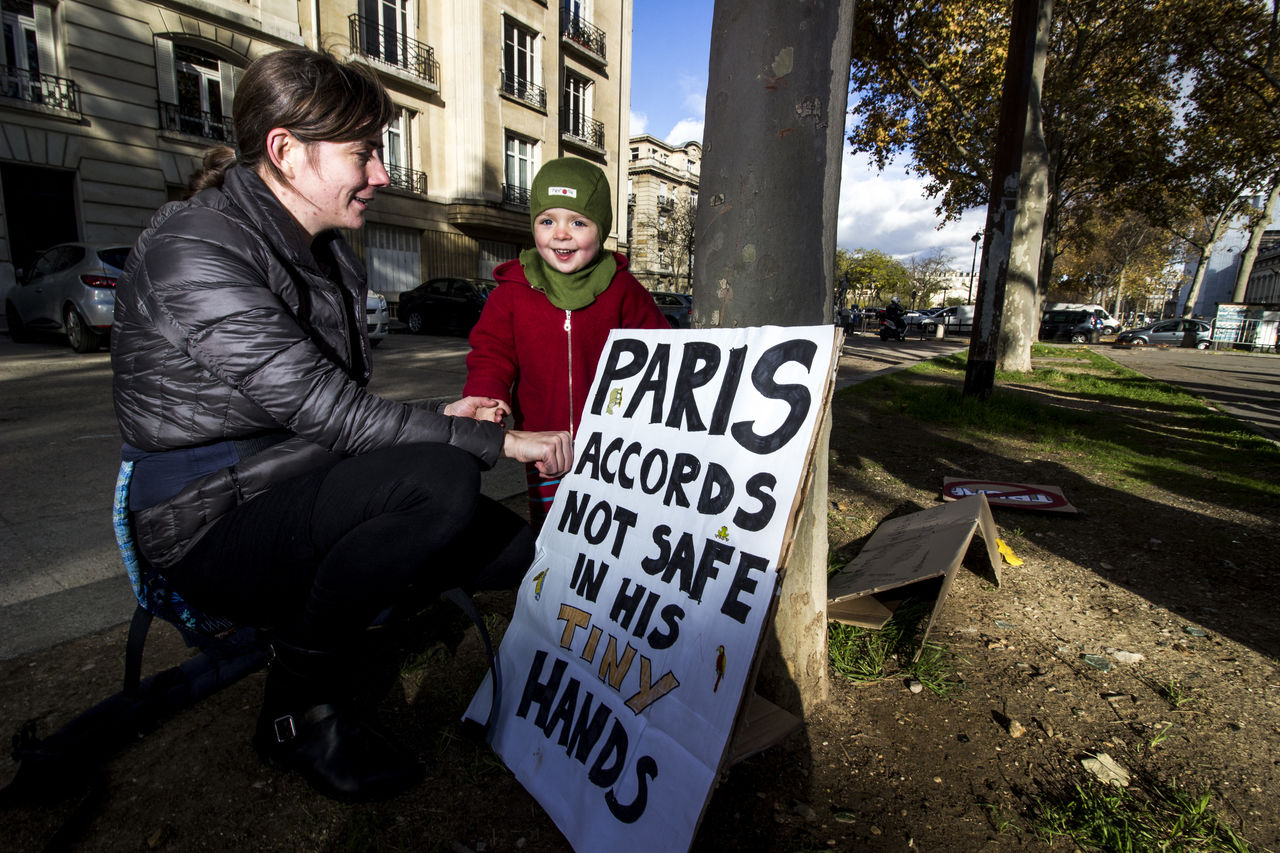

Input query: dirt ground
[2,347,1278,852]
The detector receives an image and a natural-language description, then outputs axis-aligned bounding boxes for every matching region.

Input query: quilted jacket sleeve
[122,208,503,468]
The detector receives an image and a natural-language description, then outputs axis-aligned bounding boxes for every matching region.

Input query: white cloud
[837,152,985,268]
[665,118,704,145]
[629,110,648,138]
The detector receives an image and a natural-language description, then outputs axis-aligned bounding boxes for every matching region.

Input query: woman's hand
[503,429,573,478]
[446,396,511,424]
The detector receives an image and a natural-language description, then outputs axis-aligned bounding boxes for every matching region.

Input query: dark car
[6,242,131,352]
[396,277,495,336]
[652,291,692,328]
[1039,309,1100,344]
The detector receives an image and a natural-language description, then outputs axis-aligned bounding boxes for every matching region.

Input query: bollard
[934,322,945,339]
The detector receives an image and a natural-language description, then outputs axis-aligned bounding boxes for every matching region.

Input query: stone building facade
[626,133,698,293]
[0,0,633,302]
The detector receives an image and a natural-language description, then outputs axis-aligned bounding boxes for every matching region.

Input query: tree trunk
[996,0,1053,374]
[966,0,1053,394]
[693,0,855,714]
[1180,214,1230,321]
[1233,173,1280,302]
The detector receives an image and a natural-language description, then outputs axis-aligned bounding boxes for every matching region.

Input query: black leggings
[164,444,533,649]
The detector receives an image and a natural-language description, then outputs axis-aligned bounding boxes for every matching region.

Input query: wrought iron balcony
[1,65,80,117]
[560,111,605,150]
[560,8,606,61]
[386,164,427,194]
[657,196,674,211]
[500,71,546,110]
[349,13,438,86]
[503,184,531,207]
[157,102,235,143]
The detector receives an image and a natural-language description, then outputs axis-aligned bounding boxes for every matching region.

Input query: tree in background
[1171,0,1280,308]
[848,0,1190,369]
[834,247,910,307]
[1054,209,1183,318]
[635,193,698,293]
[905,248,954,307]
[665,196,698,293]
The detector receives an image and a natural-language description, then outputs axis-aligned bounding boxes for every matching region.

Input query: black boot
[252,641,422,802]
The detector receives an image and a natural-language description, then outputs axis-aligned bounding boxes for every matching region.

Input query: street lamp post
[967,231,982,303]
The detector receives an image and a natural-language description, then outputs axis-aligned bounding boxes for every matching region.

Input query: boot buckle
[272,714,298,744]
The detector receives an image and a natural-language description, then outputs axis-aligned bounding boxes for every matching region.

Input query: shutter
[33,4,55,77]
[218,60,235,119]
[155,38,176,105]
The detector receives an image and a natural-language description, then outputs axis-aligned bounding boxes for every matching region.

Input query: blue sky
[629,3,988,271]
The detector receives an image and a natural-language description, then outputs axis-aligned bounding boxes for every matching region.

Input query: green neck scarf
[520,247,617,311]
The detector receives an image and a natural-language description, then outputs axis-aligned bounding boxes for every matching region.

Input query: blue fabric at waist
[122,432,290,511]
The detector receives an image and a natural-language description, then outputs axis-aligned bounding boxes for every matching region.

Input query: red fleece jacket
[463,253,668,436]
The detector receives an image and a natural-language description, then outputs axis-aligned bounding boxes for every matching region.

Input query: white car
[366,290,389,346]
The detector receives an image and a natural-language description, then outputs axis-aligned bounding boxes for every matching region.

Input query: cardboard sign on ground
[826,495,1002,650]
[942,477,1078,513]
[464,325,840,853]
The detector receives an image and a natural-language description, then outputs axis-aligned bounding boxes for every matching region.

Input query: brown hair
[186,48,394,190]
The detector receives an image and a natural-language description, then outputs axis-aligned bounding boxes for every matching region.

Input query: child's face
[533,208,601,274]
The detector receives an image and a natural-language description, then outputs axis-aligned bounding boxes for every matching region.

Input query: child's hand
[502,430,572,478]
[446,396,511,424]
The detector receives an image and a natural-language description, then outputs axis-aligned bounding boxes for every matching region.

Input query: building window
[155,39,238,142]
[561,0,606,61]
[360,0,412,68]
[501,17,544,108]
[561,72,603,148]
[349,0,436,85]
[630,146,639,160]
[565,73,590,132]
[381,107,427,193]
[2,1,72,111]
[504,134,537,207]
[2,2,39,78]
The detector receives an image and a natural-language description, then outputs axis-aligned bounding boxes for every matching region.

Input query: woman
[110,48,571,802]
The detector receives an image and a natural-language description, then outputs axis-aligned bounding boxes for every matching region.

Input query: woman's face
[285,136,390,236]
[533,208,601,274]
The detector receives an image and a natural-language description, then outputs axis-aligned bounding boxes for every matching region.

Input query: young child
[464,157,668,529]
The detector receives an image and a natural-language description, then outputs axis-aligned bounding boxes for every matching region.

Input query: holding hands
[445,396,511,423]
[447,396,571,477]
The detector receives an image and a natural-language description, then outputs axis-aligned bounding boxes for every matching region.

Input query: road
[1106,344,1280,443]
[2,326,1272,659]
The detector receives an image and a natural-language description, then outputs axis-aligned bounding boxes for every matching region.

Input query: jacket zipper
[564,309,574,442]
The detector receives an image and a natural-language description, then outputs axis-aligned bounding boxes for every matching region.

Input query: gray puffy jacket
[111,165,502,565]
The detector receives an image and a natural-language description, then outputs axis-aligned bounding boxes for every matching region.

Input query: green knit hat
[530,157,613,238]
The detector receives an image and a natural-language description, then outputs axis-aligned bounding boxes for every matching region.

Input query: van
[921,304,975,335]
[1042,302,1120,335]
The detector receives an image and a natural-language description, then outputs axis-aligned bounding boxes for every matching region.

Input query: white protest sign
[464,324,839,852]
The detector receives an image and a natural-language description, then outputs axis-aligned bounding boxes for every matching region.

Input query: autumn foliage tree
[845,0,1266,360]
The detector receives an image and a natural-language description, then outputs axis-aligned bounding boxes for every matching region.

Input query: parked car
[652,291,692,328]
[5,242,131,352]
[1114,318,1212,349]
[366,290,389,346]
[1038,309,1100,344]
[396,277,495,336]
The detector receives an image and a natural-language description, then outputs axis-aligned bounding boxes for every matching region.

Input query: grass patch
[1031,777,1257,852]
[834,348,1280,508]
[827,599,964,697]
